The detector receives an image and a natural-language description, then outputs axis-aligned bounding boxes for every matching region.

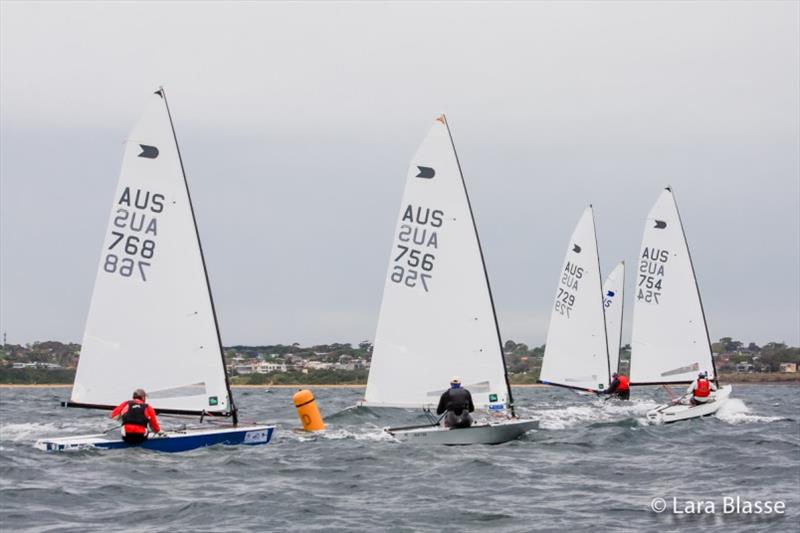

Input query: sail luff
[666,186,717,386]
[159,87,237,423]
[440,115,515,416]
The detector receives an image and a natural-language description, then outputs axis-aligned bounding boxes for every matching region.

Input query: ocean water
[1,384,798,532]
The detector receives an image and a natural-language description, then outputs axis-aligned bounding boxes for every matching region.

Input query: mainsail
[363,116,510,410]
[539,207,611,392]
[602,262,625,376]
[69,89,233,416]
[630,187,715,385]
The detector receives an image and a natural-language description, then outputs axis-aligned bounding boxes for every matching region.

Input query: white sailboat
[36,89,275,452]
[539,207,612,393]
[630,187,731,424]
[602,262,625,376]
[359,115,537,445]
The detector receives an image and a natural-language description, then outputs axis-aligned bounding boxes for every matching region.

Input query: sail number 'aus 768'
[103,187,162,282]
[390,205,440,292]
[638,247,667,304]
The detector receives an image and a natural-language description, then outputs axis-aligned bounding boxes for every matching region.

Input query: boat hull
[386,419,538,445]
[646,385,732,424]
[35,424,275,452]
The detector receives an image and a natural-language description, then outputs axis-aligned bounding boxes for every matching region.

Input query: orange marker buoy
[293,389,325,431]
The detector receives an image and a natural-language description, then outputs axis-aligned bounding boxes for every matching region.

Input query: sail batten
[630,188,715,384]
[70,90,232,415]
[540,207,611,392]
[364,117,509,411]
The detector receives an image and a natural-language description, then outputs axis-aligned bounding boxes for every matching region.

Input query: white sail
[540,207,610,392]
[70,90,231,414]
[602,261,625,375]
[630,187,714,384]
[363,116,509,410]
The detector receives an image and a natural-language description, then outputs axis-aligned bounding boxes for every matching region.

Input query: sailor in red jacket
[605,372,630,400]
[111,388,162,445]
[687,371,717,405]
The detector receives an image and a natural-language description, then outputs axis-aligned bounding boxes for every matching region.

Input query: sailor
[605,372,630,400]
[111,388,163,445]
[687,371,717,405]
[436,376,475,428]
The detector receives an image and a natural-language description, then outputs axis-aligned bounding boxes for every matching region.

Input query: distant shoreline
[2,378,798,389]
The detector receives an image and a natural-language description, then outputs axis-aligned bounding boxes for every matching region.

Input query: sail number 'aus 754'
[390,205,440,292]
[103,187,162,282]
[638,247,667,304]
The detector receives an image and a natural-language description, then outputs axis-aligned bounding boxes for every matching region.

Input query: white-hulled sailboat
[358,115,537,445]
[630,187,731,424]
[36,89,275,452]
[603,262,625,376]
[539,207,612,393]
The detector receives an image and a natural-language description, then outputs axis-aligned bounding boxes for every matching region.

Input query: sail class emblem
[138,144,159,159]
[654,220,667,229]
[606,290,615,297]
[572,244,582,253]
[416,166,435,179]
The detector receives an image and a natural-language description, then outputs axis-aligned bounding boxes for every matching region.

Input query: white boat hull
[35,424,275,452]
[646,385,732,424]
[386,419,538,445]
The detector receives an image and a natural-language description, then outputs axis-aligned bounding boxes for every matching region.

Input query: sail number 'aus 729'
[637,247,667,304]
[554,262,582,318]
[103,187,163,282]
[389,205,440,292]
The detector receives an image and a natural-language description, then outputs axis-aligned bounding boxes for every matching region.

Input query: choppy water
[1,384,798,532]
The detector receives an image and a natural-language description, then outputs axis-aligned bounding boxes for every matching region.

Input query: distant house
[12,362,62,370]
[779,363,798,373]
[736,362,754,373]
[234,364,256,375]
[255,362,287,374]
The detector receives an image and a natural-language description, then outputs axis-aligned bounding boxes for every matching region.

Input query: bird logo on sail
[606,290,615,298]
[416,166,435,179]
[138,145,159,159]
[572,244,582,253]
[654,220,667,229]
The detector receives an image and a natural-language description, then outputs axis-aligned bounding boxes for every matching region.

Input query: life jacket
[616,375,630,392]
[446,388,470,415]
[694,379,711,398]
[121,400,149,428]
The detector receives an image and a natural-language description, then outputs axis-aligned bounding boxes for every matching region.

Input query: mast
[591,206,613,387]
[667,186,718,386]
[615,261,625,375]
[159,87,238,424]
[441,115,516,417]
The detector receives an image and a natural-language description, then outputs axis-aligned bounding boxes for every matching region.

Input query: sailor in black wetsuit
[436,376,475,428]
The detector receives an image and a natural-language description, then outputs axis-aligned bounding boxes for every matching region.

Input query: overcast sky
[1,1,798,348]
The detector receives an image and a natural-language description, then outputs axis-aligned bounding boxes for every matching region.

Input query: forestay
[363,116,509,410]
[70,90,232,415]
[540,207,610,392]
[602,262,625,376]
[630,187,715,385]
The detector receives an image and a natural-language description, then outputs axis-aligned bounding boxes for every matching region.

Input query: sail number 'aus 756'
[390,205,440,292]
[638,247,667,304]
[103,187,162,282]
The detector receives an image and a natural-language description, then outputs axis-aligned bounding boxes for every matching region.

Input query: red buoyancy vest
[617,375,629,392]
[695,379,711,397]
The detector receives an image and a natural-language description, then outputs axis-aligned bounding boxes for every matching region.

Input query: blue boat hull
[35,425,275,453]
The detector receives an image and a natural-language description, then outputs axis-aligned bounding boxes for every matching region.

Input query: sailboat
[358,115,537,445]
[603,262,625,376]
[35,89,275,452]
[539,207,612,393]
[630,187,731,424]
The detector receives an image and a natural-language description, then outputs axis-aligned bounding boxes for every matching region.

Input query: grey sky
[1,1,798,347]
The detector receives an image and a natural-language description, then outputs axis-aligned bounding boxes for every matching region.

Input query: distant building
[736,362,754,373]
[12,362,62,370]
[779,363,797,373]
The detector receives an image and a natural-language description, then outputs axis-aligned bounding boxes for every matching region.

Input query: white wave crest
[715,398,784,424]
